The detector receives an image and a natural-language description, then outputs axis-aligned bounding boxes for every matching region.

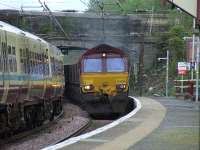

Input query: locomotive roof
[83,44,127,56]
[0,21,47,44]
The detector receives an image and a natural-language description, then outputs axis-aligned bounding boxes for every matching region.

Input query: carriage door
[42,44,49,98]
[24,37,31,99]
[19,35,29,100]
[6,32,18,104]
[0,30,9,103]
[45,46,52,98]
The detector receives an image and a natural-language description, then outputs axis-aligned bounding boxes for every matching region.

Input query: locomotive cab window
[83,58,102,72]
[106,58,125,72]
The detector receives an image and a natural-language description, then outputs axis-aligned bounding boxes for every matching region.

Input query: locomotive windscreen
[84,58,102,72]
[82,56,126,73]
[106,58,125,72]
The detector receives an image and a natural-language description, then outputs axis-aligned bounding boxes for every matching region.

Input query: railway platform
[44,97,199,150]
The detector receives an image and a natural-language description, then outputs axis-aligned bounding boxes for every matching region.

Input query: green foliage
[18,17,30,31]
[169,25,185,38]
[59,17,74,33]
[88,0,168,13]
[168,10,193,32]
[168,36,184,59]
[168,25,186,60]
[157,25,187,76]
[122,0,163,11]
[39,23,53,34]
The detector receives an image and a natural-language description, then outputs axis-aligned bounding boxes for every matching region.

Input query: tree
[88,0,168,13]
[157,25,187,75]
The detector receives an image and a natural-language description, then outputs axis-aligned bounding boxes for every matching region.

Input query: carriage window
[2,42,8,72]
[12,46,15,55]
[8,45,11,55]
[106,58,125,72]
[9,59,13,72]
[20,49,22,57]
[14,59,17,72]
[84,58,102,72]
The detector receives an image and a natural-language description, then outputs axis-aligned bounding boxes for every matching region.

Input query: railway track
[0,103,91,150]
[52,117,92,145]
[1,98,135,150]
[0,110,64,145]
[53,114,118,145]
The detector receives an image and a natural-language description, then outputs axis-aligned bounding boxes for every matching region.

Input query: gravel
[0,103,90,150]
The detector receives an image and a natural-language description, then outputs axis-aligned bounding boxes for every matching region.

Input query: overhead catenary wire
[38,0,69,39]
[80,0,89,8]
[116,0,124,13]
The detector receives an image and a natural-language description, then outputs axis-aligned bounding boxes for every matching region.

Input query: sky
[0,0,90,12]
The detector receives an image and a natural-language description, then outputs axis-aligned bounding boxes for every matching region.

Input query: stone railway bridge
[0,10,170,68]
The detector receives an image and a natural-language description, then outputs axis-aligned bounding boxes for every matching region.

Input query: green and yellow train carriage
[0,21,64,136]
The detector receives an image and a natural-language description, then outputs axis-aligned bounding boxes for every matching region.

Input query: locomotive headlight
[116,84,126,89]
[84,85,93,90]
[102,53,106,57]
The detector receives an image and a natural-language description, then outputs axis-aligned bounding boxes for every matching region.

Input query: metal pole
[181,74,184,94]
[195,37,199,102]
[192,18,196,80]
[149,6,154,35]
[166,50,169,97]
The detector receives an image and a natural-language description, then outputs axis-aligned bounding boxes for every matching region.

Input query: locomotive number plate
[116,79,126,84]
[83,80,93,85]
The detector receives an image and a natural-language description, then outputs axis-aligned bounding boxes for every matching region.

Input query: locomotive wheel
[24,109,33,129]
[24,106,36,129]
[45,101,54,121]
[8,105,22,132]
[35,105,45,126]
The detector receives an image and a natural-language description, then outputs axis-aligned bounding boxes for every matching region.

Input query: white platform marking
[80,138,109,143]
[42,96,142,150]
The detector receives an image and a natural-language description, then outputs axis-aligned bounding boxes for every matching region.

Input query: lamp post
[158,50,169,97]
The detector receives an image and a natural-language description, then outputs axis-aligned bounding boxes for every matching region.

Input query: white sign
[167,0,197,18]
[178,62,190,71]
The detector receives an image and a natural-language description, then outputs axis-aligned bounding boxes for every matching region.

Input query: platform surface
[129,97,200,150]
[49,97,199,150]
